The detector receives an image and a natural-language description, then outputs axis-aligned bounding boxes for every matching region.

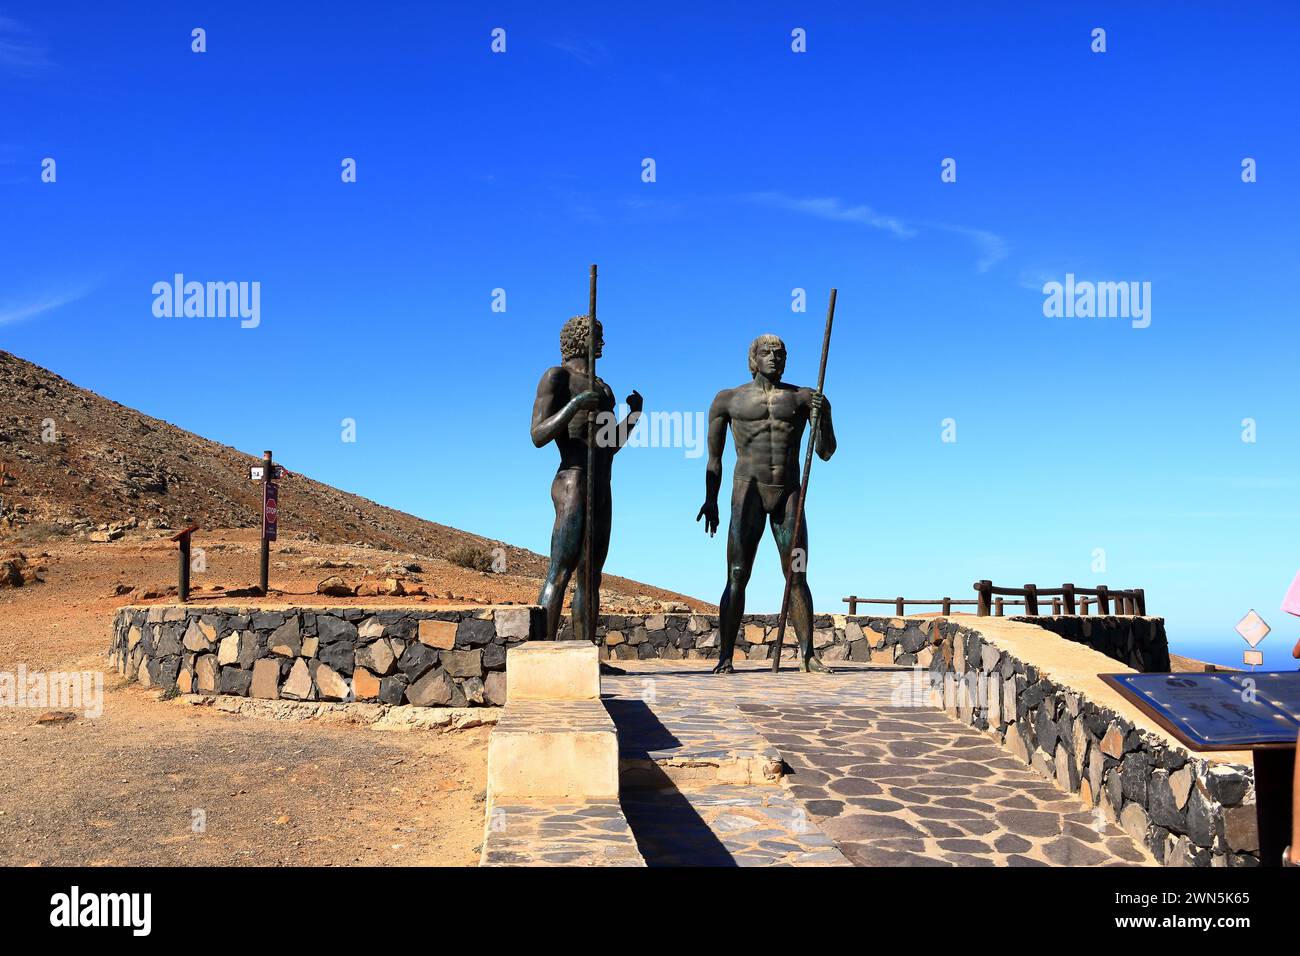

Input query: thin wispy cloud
[749,192,1010,272]
[0,287,91,327]
[750,192,915,239]
[936,224,1010,272]
[550,38,610,67]
[0,16,52,75]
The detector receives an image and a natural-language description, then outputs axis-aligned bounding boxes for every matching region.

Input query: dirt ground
[0,530,583,867]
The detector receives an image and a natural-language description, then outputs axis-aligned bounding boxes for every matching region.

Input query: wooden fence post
[995,597,1004,616]
[847,595,858,615]
[895,596,905,616]
[1062,583,1076,615]
[1024,584,1039,616]
[975,580,992,616]
[1097,585,1110,614]
[941,597,952,615]
[1135,589,1146,615]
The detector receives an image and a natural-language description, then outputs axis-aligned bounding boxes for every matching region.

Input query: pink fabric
[1283,569,1300,617]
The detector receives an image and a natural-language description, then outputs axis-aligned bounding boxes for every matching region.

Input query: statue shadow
[604,697,737,866]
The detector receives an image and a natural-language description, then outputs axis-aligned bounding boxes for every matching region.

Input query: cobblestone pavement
[620,785,851,866]
[604,662,1153,867]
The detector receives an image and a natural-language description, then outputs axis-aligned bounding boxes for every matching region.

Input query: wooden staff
[585,264,598,643]
[771,289,837,673]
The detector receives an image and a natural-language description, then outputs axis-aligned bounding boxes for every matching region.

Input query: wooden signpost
[171,524,201,602]
[250,450,288,596]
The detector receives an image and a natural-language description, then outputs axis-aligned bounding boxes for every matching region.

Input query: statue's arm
[612,390,644,453]
[696,391,730,535]
[704,390,730,504]
[530,368,580,448]
[813,392,836,461]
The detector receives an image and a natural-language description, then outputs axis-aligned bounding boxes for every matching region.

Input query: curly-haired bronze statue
[531,315,643,643]
[697,334,836,673]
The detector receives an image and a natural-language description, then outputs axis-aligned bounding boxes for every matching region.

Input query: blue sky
[3,3,1299,669]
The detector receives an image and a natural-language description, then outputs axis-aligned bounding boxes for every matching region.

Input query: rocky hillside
[0,349,702,608]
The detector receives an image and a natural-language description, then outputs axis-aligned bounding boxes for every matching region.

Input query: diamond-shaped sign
[1235,610,1270,648]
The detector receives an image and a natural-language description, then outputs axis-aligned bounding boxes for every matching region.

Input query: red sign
[263,481,279,541]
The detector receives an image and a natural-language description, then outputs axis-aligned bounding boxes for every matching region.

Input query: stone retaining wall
[110,605,541,708]
[113,606,1167,708]
[570,612,1165,673]
[919,619,1257,867]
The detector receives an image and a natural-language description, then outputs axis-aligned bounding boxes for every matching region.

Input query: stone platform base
[486,700,620,800]
[505,640,600,702]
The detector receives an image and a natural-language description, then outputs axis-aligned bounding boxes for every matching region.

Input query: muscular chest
[730,388,804,438]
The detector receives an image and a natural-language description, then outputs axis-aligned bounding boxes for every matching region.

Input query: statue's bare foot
[800,656,834,674]
[711,660,735,675]
[600,661,626,676]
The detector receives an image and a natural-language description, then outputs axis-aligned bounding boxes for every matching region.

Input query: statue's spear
[771,288,837,673]
[584,264,599,644]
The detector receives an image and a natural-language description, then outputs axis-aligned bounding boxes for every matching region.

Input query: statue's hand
[569,391,602,417]
[810,390,825,415]
[625,389,643,414]
[696,500,719,537]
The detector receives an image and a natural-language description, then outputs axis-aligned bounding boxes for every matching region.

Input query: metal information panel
[1100,671,1300,751]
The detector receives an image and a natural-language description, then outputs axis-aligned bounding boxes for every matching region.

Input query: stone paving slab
[608,661,1154,867]
[480,799,645,866]
[744,701,1152,867]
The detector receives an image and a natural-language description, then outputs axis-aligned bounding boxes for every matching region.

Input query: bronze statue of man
[697,334,836,673]
[532,314,642,643]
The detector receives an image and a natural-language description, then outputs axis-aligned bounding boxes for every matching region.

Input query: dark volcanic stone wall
[112,607,1167,708]
[109,605,540,708]
[1011,615,1170,672]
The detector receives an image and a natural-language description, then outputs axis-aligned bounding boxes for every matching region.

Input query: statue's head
[560,314,603,361]
[748,334,786,380]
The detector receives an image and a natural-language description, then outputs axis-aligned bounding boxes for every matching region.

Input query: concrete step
[479,798,644,867]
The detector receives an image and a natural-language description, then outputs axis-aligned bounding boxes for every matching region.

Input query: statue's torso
[554,365,616,474]
[727,381,808,488]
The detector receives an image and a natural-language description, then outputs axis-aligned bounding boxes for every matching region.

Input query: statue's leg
[715,480,764,674]
[572,479,613,645]
[771,491,830,673]
[536,470,582,641]
[589,484,623,672]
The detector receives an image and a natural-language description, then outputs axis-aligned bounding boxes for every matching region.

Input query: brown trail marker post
[251,451,287,596]
[171,524,200,602]
[771,288,837,673]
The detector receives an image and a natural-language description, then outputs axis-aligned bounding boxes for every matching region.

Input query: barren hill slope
[0,349,705,609]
